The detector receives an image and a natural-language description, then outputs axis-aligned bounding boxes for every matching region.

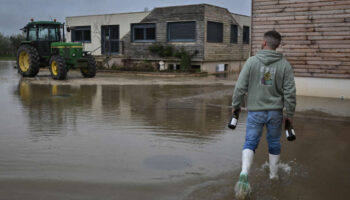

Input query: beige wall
[295,77,350,99]
[201,61,244,73]
[66,12,150,55]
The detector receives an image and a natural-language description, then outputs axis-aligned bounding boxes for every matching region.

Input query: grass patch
[0,57,16,61]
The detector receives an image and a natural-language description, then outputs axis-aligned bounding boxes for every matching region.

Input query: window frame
[167,21,196,42]
[131,23,156,43]
[71,26,91,43]
[243,26,250,44]
[207,21,223,43]
[101,25,120,55]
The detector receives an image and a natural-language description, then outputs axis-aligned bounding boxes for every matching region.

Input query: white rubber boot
[235,149,254,199]
[269,154,280,180]
[241,149,254,175]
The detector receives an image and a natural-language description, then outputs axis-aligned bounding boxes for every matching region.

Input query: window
[131,24,156,42]
[36,27,59,41]
[168,21,196,42]
[243,26,250,44]
[28,28,36,41]
[71,26,91,43]
[231,25,238,44]
[101,25,120,55]
[38,27,49,40]
[207,21,223,43]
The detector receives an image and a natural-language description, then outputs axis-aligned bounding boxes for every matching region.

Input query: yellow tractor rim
[51,85,58,95]
[19,51,30,72]
[51,61,58,76]
[19,81,30,101]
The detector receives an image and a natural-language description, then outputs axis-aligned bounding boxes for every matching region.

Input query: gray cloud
[0,0,251,36]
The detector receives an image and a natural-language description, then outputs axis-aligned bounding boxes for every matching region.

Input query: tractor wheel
[81,54,96,78]
[49,55,67,80]
[17,45,40,77]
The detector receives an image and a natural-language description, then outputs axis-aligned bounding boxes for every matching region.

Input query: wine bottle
[228,110,240,129]
[285,119,296,141]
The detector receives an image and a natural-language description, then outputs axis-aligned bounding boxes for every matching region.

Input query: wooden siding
[252,0,350,79]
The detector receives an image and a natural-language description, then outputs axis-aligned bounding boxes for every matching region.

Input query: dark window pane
[74,30,82,42]
[84,30,91,42]
[132,24,156,42]
[207,21,223,43]
[168,22,195,41]
[134,28,144,40]
[243,26,250,44]
[103,26,110,39]
[104,41,110,53]
[231,25,238,43]
[110,26,119,40]
[102,25,120,54]
[146,28,155,40]
[71,26,91,43]
[110,41,119,53]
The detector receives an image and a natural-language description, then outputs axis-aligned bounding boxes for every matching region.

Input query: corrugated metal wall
[251,0,350,78]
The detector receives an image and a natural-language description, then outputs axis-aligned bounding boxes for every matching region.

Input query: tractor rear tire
[17,45,40,77]
[49,55,67,80]
[81,54,96,78]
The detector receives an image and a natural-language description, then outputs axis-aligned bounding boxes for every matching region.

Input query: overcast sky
[0,0,251,36]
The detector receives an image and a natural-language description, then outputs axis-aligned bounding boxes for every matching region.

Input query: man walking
[232,30,296,197]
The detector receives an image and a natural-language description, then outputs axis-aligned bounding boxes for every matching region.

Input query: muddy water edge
[0,61,350,200]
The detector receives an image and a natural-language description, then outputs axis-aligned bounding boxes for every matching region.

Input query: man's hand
[232,107,241,115]
[285,116,293,125]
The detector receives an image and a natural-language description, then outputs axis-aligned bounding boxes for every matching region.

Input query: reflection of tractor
[17,19,96,80]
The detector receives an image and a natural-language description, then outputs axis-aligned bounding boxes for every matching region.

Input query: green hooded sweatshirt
[232,50,296,118]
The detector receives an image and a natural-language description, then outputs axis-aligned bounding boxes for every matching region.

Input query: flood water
[1,61,350,200]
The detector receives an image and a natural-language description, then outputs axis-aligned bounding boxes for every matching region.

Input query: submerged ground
[1,61,350,200]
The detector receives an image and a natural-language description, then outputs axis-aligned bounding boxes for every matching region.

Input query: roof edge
[66,11,151,19]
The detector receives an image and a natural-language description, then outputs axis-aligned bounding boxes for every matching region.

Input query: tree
[0,33,25,57]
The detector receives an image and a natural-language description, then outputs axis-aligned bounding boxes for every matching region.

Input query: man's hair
[264,30,282,50]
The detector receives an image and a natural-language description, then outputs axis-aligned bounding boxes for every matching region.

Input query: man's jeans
[243,110,283,155]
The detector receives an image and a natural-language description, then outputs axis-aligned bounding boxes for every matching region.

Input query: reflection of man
[231,30,296,197]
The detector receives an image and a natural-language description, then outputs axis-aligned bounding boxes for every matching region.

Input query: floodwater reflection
[16,81,97,136]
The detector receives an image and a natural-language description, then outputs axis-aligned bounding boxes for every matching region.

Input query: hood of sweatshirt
[255,50,283,66]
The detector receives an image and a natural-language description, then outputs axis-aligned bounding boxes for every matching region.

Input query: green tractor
[17,20,96,80]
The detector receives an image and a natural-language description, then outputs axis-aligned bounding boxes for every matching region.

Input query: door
[101,25,120,55]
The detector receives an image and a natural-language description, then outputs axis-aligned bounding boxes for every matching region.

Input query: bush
[149,43,174,57]
[111,60,155,72]
[148,43,200,72]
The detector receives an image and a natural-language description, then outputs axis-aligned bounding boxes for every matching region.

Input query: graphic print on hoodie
[260,66,276,86]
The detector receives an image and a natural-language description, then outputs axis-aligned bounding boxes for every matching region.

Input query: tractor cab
[21,20,64,57]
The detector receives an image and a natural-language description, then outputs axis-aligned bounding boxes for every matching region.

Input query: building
[122,4,250,73]
[66,4,251,73]
[66,11,150,56]
[251,0,350,98]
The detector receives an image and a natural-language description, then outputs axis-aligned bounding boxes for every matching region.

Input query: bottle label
[286,129,296,137]
[230,118,237,126]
